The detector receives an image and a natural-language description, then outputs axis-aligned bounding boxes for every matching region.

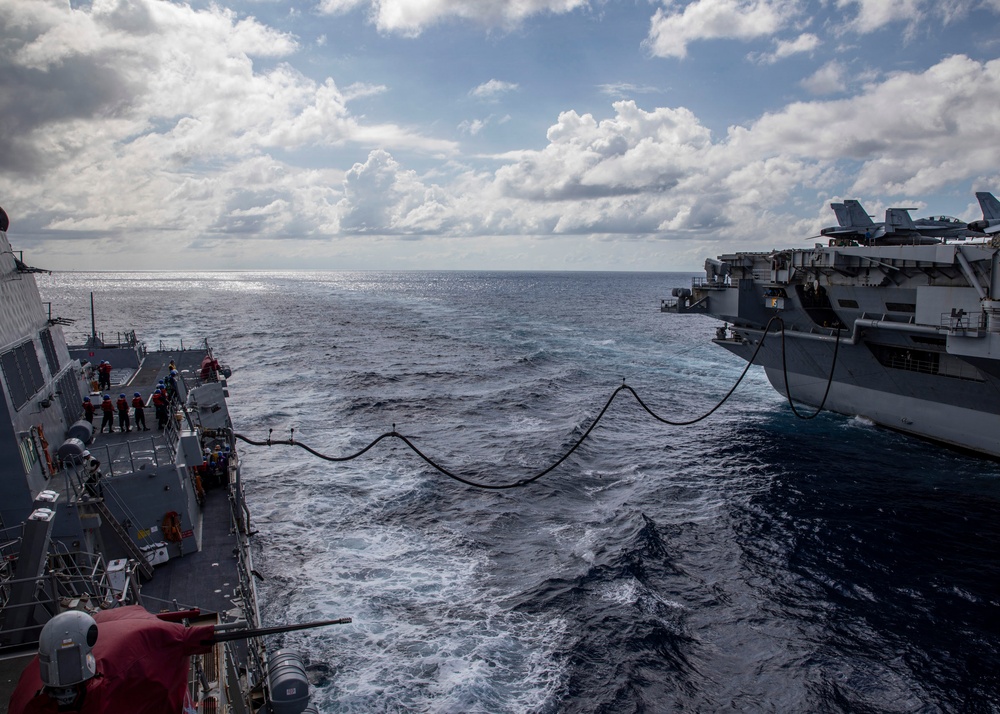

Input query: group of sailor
[80,369,180,433]
[198,443,231,487]
[96,360,112,392]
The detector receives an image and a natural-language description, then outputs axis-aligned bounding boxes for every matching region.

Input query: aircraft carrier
[665,193,1000,458]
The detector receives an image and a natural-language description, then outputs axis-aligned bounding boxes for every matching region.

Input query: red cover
[9,606,214,714]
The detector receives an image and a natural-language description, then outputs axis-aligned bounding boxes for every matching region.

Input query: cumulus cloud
[317,0,591,35]
[0,0,455,241]
[337,149,456,234]
[334,54,1000,246]
[6,0,1000,269]
[801,60,846,94]
[730,55,1000,194]
[646,0,796,59]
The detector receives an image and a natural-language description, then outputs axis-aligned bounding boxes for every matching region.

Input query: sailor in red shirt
[151,388,167,430]
[81,396,95,424]
[99,395,114,433]
[131,392,148,431]
[115,394,131,433]
[97,361,112,392]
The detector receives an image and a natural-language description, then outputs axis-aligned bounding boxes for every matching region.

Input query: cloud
[597,82,664,97]
[336,54,1000,245]
[470,79,519,101]
[646,0,796,59]
[458,118,488,135]
[0,0,456,241]
[751,32,820,64]
[835,0,977,34]
[801,60,846,94]
[6,1,1000,269]
[342,82,389,101]
[317,0,591,35]
[730,55,1000,194]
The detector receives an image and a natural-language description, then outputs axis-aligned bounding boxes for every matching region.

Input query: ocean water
[40,271,1000,713]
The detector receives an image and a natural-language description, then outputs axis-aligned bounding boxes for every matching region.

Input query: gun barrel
[205,617,352,644]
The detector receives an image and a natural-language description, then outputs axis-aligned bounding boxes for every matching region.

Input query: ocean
[40,271,1000,713]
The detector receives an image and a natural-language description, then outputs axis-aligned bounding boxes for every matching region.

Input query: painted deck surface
[84,347,243,618]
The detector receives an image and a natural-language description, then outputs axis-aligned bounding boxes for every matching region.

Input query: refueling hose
[235,316,841,489]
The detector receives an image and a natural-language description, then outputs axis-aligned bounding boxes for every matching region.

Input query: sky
[3,0,1000,271]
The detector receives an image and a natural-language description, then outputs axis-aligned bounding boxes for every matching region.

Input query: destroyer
[665,193,1000,458]
[0,206,330,713]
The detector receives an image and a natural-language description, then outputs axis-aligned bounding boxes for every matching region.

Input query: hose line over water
[234,316,841,489]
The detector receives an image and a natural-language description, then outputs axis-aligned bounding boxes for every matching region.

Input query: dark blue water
[41,271,1000,712]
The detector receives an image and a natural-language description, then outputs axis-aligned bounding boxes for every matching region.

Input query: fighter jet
[821,199,983,244]
[967,191,1000,234]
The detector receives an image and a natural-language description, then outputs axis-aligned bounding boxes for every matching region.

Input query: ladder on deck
[83,497,155,580]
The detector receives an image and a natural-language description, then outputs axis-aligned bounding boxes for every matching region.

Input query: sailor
[98,360,112,392]
[100,395,115,433]
[81,396,95,424]
[166,369,179,400]
[82,449,102,497]
[132,392,148,431]
[219,445,231,482]
[116,393,131,433]
[152,388,168,430]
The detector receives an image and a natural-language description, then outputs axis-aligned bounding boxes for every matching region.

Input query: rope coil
[235,317,841,489]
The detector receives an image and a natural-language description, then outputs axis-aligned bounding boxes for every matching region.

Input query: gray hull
[668,239,1000,458]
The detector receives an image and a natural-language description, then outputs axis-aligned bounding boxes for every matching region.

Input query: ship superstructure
[665,201,1000,458]
[0,209,325,713]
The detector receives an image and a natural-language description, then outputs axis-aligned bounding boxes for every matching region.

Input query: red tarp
[9,606,214,714]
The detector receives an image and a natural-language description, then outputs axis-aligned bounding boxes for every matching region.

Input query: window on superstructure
[40,328,59,375]
[885,302,916,313]
[838,299,859,309]
[1,341,45,411]
[57,369,82,426]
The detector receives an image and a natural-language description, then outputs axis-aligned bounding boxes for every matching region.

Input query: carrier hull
[667,238,1000,458]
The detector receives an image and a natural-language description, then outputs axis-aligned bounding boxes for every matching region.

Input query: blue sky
[3,0,1000,270]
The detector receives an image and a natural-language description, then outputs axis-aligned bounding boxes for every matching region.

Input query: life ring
[162,511,183,543]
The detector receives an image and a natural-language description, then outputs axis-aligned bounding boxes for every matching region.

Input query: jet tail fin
[830,203,850,227]
[975,192,1000,221]
[885,207,916,233]
[843,200,875,227]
